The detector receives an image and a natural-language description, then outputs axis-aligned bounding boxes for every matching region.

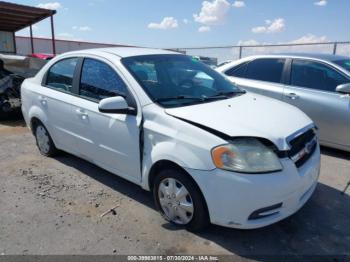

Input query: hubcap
[158,178,194,225]
[36,126,50,154]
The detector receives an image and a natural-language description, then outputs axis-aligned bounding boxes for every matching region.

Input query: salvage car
[21,48,320,231]
[216,54,350,152]
[0,54,47,116]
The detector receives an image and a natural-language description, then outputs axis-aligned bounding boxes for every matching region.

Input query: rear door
[69,57,141,183]
[224,58,287,100]
[39,57,80,154]
[283,59,350,148]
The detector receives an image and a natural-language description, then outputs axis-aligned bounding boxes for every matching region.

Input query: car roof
[247,53,349,62]
[64,47,180,58]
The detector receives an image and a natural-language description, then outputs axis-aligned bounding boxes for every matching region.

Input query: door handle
[285,93,299,100]
[76,109,88,120]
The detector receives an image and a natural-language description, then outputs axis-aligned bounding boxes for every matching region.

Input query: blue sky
[13,0,350,48]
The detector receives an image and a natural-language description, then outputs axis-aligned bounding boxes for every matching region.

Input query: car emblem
[290,137,317,163]
[305,139,316,154]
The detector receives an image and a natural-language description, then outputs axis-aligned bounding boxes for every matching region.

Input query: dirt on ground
[0,117,349,258]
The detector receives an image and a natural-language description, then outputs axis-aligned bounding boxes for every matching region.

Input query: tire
[34,122,58,157]
[153,168,209,231]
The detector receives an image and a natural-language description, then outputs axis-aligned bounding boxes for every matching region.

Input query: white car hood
[165,93,313,150]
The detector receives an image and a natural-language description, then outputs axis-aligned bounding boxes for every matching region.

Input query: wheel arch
[28,105,48,134]
[147,159,210,219]
[30,117,43,134]
[148,160,184,191]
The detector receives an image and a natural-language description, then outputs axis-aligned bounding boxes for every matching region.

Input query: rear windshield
[334,59,350,73]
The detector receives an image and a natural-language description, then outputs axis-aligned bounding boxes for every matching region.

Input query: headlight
[211,138,283,173]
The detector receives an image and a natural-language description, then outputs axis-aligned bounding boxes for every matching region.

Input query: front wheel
[34,123,58,157]
[153,168,209,231]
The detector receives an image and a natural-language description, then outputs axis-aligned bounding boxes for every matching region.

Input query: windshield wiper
[209,90,246,98]
[204,90,246,101]
[154,95,206,102]
[154,91,246,103]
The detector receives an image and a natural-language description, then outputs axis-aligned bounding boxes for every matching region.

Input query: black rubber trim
[139,115,145,174]
[98,107,137,115]
[248,203,283,220]
[171,116,232,141]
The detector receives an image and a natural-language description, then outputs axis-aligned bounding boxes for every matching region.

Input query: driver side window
[79,58,128,101]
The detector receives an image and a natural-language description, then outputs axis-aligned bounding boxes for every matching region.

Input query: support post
[50,15,56,55]
[333,42,338,55]
[12,31,17,54]
[239,46,243,59]
[29,25,34,54]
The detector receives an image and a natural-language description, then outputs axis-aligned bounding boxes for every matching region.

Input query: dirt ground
[0,116,349,258]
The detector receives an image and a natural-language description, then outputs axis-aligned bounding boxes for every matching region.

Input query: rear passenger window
[46,58,78,92]
[79,58,128,101]
[225,62,248,78]
[291,60,349,92]
[245,58,285,83]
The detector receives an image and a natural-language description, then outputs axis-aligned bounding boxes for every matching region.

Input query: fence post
[239,46,243,59]
[333,42,338,55]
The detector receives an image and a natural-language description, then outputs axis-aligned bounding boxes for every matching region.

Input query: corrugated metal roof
[0,1,56,32]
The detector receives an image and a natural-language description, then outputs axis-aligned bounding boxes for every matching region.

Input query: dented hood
[165,93,313,150]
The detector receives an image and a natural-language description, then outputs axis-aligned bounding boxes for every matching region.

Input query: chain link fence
[176,42,350,65]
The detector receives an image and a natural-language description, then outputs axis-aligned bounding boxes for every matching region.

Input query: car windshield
[122,54,244,108]
[334,59,350,73]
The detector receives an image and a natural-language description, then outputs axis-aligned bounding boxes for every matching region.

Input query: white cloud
[252,18,285,34]
[238,35,328,46]
[57,32,73,38]
[73,26,92,31]
[56,32,83,41]
[37,2,62,10]
[235,35,331,58]
[148,17,179,30]
[232,1,245,8]
[237,39,260,46]
[193,0,231,25]
[289,34,328,44]
[251,26,266,34]
[198,26,211,32]
[314,0,327,6]
[183,19,189,24]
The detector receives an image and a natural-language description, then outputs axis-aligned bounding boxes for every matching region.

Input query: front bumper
[186,145,321,229]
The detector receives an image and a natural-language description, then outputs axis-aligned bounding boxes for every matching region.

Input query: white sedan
[21,47,320,231]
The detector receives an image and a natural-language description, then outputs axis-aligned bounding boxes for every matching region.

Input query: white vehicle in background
[21,48,320,231]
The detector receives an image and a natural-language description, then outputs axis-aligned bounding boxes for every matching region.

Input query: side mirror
[336,83,350,94]
[98,96,136,115]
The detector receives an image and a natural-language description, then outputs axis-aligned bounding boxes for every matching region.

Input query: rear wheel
[34,123,58,157]
[153,168,209,231]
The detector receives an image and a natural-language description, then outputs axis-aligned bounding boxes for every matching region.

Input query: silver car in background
[216,53,350,152]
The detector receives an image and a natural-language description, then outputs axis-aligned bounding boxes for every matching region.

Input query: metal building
[0,1,56,54]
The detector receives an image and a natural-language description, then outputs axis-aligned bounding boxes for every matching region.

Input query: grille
[289,129,317,168]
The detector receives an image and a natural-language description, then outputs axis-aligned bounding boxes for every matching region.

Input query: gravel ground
[0,117,349,258]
